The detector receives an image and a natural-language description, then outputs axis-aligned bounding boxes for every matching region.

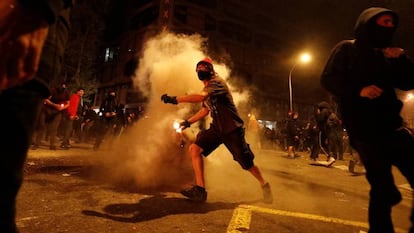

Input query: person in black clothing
[79,103,98,142]
[0,1,73,232]
[113,103,126,137]
[286,111,300,158]
[315,102,331,145]
[161,58,272,203]
[308,121,321,161]
[94,90,118,149]
[321,7,414,233]
[326,111,344,160]
[32,82,70,150]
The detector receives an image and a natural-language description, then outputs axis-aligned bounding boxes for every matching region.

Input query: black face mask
[197,71,212,81]
[57,87,66,93]
[369,25,395,48]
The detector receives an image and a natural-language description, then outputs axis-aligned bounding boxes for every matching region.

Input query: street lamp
[288,53,311,112]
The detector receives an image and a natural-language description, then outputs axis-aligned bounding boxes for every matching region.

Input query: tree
[62,0,113,102]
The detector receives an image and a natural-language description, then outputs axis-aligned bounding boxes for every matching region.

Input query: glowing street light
[406,93,414,102]
[288,52,311,112]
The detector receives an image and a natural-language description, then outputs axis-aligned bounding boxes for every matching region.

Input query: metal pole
[288,63,297,112]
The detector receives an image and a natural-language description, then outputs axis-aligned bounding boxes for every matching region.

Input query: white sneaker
[327,157,336,167]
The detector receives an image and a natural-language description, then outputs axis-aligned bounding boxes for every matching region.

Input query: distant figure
[247,112,261,149]
[79,103,98,142]
[94,90,118,149]
[286,111,300,158]
[61,87,85,149]
[326,111,344,160]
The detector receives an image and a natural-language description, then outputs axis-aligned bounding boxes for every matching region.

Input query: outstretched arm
[161,92,207,105]
[187,107,209,124]
[177,93,206,103]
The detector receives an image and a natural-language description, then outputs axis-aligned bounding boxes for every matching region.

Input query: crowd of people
[31,85,141,151]
[246,102,352,163]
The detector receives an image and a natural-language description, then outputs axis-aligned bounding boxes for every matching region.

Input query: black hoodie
[320,7,414,142]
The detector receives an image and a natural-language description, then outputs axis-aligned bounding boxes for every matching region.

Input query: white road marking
[227,204,407,233]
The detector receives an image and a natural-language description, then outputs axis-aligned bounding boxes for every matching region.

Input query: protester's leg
[188,143,205,187]
[352,140,397,233]
[310,137,320,160]
[60,116,67,146]
[337,134,344,160]
[0,87,43,233]
[327,133,336,159]
[61,116,73,148]
[180,129,220,202]
[392,128,414,231]
[224,127,272,203]
[48,114,62,149]
[248,165,266,185]
[32,110,46,149]
[180,142,208,202]
[94,119,109,149]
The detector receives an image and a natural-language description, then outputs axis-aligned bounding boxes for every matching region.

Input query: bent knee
[189,143,203,156]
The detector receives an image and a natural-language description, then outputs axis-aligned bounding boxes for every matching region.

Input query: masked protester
[161,58,273,203]
[321,7,414,233]
[93,90,118,150]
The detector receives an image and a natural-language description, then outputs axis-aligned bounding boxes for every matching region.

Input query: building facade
[95,0,409,122]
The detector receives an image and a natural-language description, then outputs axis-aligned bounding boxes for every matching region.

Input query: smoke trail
[101,31,257,195]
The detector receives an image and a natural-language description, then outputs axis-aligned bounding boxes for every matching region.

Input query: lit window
[104,48,114,62]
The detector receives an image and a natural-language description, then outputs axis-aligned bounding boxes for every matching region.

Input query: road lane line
[227,205,251,233]
[227,204,406,233]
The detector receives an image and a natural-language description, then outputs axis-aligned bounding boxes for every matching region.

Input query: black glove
[161,94,178,105]
[180,120,191,130]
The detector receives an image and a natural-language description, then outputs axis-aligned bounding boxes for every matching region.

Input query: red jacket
[67,93,81,117]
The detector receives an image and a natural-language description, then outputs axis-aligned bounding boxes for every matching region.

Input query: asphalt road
[16,142,412,233]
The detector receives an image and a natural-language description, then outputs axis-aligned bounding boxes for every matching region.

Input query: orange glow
[299,53,311,63]
[173,120,182,133]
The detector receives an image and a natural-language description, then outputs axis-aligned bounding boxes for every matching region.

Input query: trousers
[0,85,44,233]
[351,128,414,233]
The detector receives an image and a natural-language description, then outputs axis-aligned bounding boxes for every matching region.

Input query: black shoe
[262,182,273,204]
[180,185,207,202]
[348,160,355,173]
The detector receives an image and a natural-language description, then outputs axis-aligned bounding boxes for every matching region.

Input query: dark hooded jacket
[315,101,332,137]
[320,7,414,142]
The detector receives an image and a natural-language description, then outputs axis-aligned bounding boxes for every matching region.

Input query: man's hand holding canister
[161,94,178,105]
[180,120,191,130]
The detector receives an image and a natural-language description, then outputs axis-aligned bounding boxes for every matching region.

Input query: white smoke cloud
[101,31,258,196]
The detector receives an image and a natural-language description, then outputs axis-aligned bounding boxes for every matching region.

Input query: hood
[354,7,398,48]
[317,101,331,109]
